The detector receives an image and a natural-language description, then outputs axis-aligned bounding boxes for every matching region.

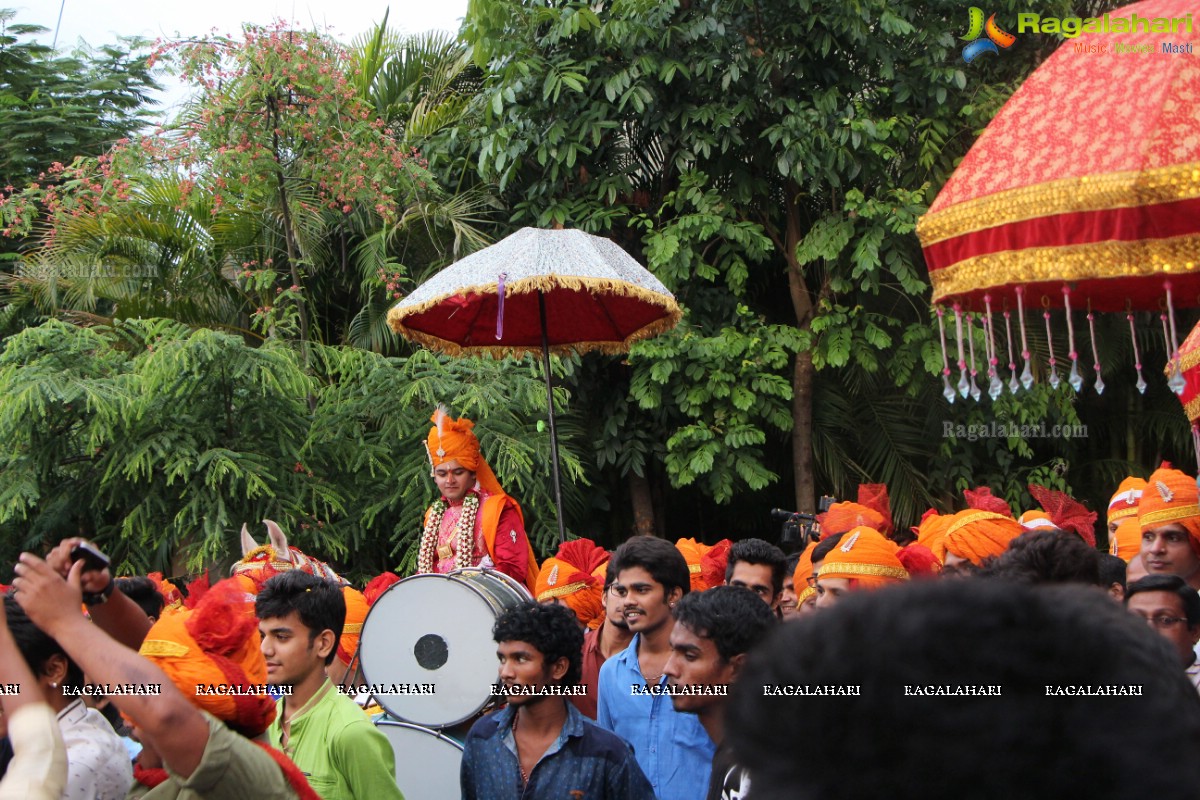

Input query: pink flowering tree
[0,21,471,348]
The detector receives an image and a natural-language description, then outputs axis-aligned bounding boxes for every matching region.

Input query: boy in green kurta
[256,572,404,800]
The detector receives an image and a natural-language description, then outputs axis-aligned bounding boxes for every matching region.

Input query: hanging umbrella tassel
[955,304,970,398]
[1044,310,1060,390]
[1063,286,1083,392]
[1088,310,1104,395]
[1017,287,1034,390]
[1129,313,1147,395]
[984,295,1002,400]
[937,307,956,403]
[495,272,507,340]
[1166,280,1187,394]
[967,313,982,402]
[1004,311,1019,395]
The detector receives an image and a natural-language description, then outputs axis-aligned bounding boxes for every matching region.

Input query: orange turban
[914,511,952,561]
[535,539,609,629]
[675,538,732,592]
[426,409,505,497]
[937,509,1024,566]
[1018,509,1055,530]
[1138,466,1200,557]
[792,542,817,607]
[336,587,368,667]
[147,571,185,613]
[139,578,275,737]
[1109,517,1142,562]
[820,503,886,538]
[1107,477,1145,526]
[817,527,908,590]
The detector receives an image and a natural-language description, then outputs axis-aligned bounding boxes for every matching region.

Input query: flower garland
[417,492,481,573]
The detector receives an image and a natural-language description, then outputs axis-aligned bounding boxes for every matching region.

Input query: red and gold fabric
[535,539,610,629]
[674,538,732,592]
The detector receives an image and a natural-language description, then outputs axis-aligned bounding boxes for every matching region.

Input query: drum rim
[374,719,466,752]
[447,566,533,602]
[358,571,509,728]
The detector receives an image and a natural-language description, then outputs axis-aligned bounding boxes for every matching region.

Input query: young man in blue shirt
[597,536,715,800]
[461,602,653,799]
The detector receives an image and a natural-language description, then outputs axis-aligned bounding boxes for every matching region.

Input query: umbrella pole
[538,290,568,545]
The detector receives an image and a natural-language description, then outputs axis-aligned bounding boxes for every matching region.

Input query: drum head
[360,573,503,726]
[376,721,463,800]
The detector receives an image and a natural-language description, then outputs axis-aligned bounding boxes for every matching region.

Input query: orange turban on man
[792,542,818,608]
[675,538,732,592]
[536,539,610,629]
[1107,477,1145,561]
[138,578,275,737]
[1139,465,1200,557]
[816,527,909,590]
[336,587,369,668]
[913,510,952,561]
[425,409,505,497]
[820,503,886,539]
[937,509,1024,566]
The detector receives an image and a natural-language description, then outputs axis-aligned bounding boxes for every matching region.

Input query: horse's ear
[240,523,258,557]
[264,520,293,562]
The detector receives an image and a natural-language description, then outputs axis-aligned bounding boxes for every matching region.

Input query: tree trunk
[784,191,817,514]
[629,471,656,537]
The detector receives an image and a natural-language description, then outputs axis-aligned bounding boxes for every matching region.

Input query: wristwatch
[82,580,116,606]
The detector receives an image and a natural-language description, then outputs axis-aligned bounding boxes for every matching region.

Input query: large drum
[376,720,464,800]
[359,567,530,727]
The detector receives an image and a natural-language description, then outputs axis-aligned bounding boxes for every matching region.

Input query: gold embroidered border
[817,562,909,581]
[930,235,1200,306]
[343,623,363,634]
[796,586,816,605]
[1107,506,1138,522]
[918,161,1200,246]
[537,581,589,601]
[945,511,1012,538]
[1141,505,1200,528]
[687,564,702,574]
[1185,395,1200,424]
[140,640,189,658]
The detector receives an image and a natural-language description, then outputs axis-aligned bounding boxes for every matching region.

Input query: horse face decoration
[232,520,349,593]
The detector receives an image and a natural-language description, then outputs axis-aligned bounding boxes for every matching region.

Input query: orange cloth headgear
[426,409,506,497]
[1138,466,1200,557]
[337,587,368,667]
[914,510,952,562]
[937,509,1024,566]
[535,539,610,629]
[820,503,886,539]
[1107,477,1146,526]
[139,578,275,737]
[792,542,817,607]
[363,572,402,606]
[1018,509,1055,530]
[817,527,908,590]
[147,572,185,613]
[674,538,732,592]
[1109,517,1142,562]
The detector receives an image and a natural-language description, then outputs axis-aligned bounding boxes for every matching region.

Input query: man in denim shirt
[597,536,715,800]
[461,602,654,799]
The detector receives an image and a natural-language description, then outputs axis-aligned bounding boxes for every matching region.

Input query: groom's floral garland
[417,491,481,573]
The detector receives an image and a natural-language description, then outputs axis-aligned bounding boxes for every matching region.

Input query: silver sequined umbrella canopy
[387,227,682,542]
[386,227,681,356]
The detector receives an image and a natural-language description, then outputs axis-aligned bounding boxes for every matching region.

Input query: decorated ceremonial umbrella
[917,0,1200,403]
[387,226,682,542]
[1171,320,1200,473]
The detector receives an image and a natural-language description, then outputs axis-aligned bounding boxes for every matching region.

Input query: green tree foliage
[454,0,1173,533]
[0,10,159,189]
[0,319,585,581]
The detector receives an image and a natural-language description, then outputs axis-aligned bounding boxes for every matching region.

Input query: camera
[772,496,837,551]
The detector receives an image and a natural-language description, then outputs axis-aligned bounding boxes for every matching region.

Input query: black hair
[1127,574,1200,626]
[784,551,802,578]
[672,585,776,662]
[609,536,691,598]
[728,579,1200,800]
[115,576,165,620]
[810,531,847,566]
[977,530,1101,586]
[1097,554,1128,592]
[255,572,345,665]
[725,538,787,595]
[493,601,584,686]
[4,595,84,691]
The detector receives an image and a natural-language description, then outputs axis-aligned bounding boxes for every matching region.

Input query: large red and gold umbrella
[917,0,1200,401]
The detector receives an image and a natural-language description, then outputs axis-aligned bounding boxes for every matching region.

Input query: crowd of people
[1,410,1200,799]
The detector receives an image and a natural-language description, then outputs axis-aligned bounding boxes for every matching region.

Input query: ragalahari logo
[961,7,1016,63]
